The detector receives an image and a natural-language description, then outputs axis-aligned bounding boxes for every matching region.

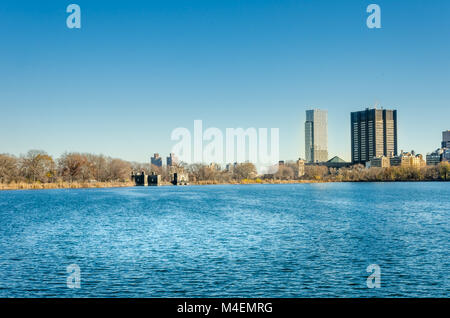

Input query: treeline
[179,162,450,183]
[303,163,449,182]
[1,150,449,186]
[0,150,141,184]
[148,162,258,184]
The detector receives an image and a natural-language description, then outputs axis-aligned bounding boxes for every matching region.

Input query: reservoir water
[0,183,448,297]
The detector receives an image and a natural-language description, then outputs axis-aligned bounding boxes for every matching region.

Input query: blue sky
[0,0,449,163]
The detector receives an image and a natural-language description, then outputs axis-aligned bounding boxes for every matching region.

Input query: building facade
[305,109,328,163]
[442,130,450,148]
[390,151,426,168]
[427,148,450,165]
[151,153,162,167]
[370,156,391,168]
[166,153,178,167]
[351,108,398,164]
[426,150,442,166]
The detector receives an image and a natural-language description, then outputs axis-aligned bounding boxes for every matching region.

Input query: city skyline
[0,1,449,162]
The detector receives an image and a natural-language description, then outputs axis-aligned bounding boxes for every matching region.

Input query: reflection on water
[0,183,448,297]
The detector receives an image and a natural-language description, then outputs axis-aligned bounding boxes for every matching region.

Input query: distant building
[442,130,450,148]
[305,109,328,163]
[172,172,189,185]
[305,156,351,169]
[426,150,442,166]
[133,171,146,186]
[444,149,450,162]
[151,153,162,167]
[370,156,391,168]
[148,172,162,186]
[296,159,305,178]
[427,148,450,165]
[351,108,397,164]
[390,151,425,167]
[166,153,178,167]
[323,156,352,169]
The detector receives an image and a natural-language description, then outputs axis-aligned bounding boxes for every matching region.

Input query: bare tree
[20,150,55,183]
[233,163,257,180]
[0,154,19,183]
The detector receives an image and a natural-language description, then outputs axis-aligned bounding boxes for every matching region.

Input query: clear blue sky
[1,0,449,163]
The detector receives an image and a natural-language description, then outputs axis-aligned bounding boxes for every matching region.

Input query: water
[0,183,448,297]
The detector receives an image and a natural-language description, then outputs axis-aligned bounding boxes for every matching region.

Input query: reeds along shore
[1,150,449,191]
[0,181,135,191]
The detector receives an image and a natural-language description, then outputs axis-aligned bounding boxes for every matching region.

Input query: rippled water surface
[0,183,449,297]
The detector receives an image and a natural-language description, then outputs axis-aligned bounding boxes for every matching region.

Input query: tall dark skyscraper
[351,108,398,164]
[442,130,450,148]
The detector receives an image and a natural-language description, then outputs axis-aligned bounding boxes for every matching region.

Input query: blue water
[0,183,448,297]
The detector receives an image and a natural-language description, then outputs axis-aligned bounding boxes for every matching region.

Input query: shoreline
[0,179,448,191]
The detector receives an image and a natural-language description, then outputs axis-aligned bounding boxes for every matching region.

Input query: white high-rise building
[305,109,328,163]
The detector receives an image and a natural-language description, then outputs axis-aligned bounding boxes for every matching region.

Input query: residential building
[166,153,178,167]
[351,108,398,164]
[390,151,426,167]
[442,130,450,148]
[151,153,162,167]
[370,156,391,168]
[305,109,328,163]
[426,150,442,166]
[444,149,450,162]
[427,148,450,165]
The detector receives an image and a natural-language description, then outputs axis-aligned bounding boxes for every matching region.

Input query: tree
[233,163,257,180]
[108,158,131,181]
[274,165,294,180]
[305,165,328,181]
[20,150,55,183]
[58,152,91,182]
[0,154,19,183]
[439,162,450,181]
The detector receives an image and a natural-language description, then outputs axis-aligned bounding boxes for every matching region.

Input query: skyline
[1,0,449,162]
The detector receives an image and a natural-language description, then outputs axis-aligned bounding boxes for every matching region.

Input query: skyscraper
[167,153,178,167]
[351,108,398,164]
[305,109,328,163]
[151,153,162,167]
[442,130,450,148]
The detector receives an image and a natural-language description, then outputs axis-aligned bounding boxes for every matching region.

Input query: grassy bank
[0,181,135,191]
[191,179,323,185]
[1,178,448,191]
